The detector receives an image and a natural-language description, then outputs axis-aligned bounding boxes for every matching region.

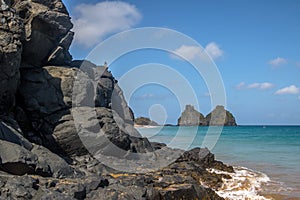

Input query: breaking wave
[208,166,271,200]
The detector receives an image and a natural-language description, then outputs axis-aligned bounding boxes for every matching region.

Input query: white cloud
[275,85,299,95]
[173,45,202,60]
[204,42,223,59]
[72,1,141,47]
[260,82,274,90]
[268,57,287,67]
[172,42,223,61]
[247,83,260,89]
[236,82,274,90]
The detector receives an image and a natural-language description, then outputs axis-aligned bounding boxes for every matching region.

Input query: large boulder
[177,105,206,126]
[0,140,37,175]
[40,106,151,157]
[0,139,75,177]
[31,144,75,178]
[18,64,146,157]
[13,0,73,67]
[0,2,24,112]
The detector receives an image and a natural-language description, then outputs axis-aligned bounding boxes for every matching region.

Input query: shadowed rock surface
[0,0,235,199]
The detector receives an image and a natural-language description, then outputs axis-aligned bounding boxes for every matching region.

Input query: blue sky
[62,0,300,125]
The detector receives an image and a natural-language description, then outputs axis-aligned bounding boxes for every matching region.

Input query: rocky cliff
[178,105,237,126]
[0,0,234,199]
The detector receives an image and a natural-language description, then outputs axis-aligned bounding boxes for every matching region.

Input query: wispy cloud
[260,82,275,90]
[236,82,274,90]
[248,82,274,90]
[235,82,246,90]
[72,1,141,47]
[172,42,223,61]
[275,85,299,95]
[268,57,287,67]
[247,83,260,89]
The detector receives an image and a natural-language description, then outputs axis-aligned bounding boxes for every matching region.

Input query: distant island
[178,105,237,126]
[135,117,159,126]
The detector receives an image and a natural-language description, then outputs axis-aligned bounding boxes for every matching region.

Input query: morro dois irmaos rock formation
[0,0,234,199]
[178,105,237,126]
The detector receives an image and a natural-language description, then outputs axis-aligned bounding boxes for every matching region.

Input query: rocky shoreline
[0,0,235,199]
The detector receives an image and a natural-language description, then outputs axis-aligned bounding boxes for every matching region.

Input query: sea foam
[208,166,272,200]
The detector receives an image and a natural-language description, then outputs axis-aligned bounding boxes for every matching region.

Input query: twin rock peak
[178,105,237,126]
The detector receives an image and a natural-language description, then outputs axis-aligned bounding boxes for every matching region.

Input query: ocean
[137,126,300,199]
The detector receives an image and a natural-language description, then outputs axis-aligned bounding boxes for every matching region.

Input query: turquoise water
[138,126,300,199]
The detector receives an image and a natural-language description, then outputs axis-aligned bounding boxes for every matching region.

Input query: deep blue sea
[137,126,300,199]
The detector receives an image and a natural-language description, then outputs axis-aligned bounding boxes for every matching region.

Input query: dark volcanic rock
[178,105,206,126]
[17,64,147,157]
[157,184,203,200]
[1,175,39,199]
[31,144,75,178]
[111,84,135,125]
[0,139,37,175]
[0,0,234,199]
[206,105,237,126]
[177,147,234,173]
[18,66,93,120]
[0,139,75,177]
[0,120,33,150]
[0,3,23,112]
[13,0,73,67]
